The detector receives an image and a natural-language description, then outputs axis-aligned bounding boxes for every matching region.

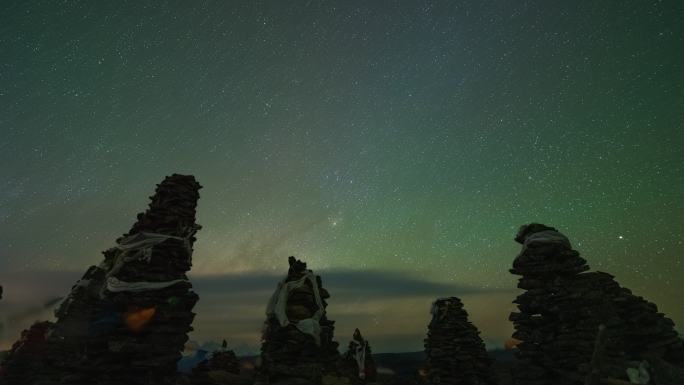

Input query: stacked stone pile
[204,350,240,374]
[424,297,497,385]
[259,256,340,385]
[0,174,202,385]
[510,223,684,385]
[190,344,241,385]
[0,322,53,383]
[343,328,377,383]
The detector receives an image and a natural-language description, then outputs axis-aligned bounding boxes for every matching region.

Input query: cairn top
[124,174,202,239]
[514,223,560,244]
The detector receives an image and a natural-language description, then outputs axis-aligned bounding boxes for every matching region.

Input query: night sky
[1,1,683,353]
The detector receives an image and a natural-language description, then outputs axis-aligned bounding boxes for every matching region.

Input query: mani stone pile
[424,297,497,385]
[509,223,684,385]
[342,329,377,383]
[190,342,241,385]
[199,349,240,374]
[0,174,202,385]
[258,257,340,385]
[0,321,53,384]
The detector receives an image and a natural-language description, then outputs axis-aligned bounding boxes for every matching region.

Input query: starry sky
[1,1,683,353]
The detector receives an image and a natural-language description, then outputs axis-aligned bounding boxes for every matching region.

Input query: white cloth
[105,276,188,292]
[113,231,189,261]
[430,298,452,321]
[353,340,367,379]
[626,361,651,384]
[99,231,194,297]
[265,270,325,344]
[523,230,571,249]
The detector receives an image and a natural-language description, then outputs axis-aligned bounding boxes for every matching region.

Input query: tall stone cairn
[509,223,684,385]
[0,174,202,385]
[258,256,340,385]
[342,328,377,383]
[424,297,497,385]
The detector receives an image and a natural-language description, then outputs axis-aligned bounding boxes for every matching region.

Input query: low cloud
[0,268,517,353]
[186,269,517,353]
[190,269,508,298]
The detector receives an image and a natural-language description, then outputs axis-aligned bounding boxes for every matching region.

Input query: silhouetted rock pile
[190,345,241,385]
[205,349,240,373]
[343,329,377,383]
[0,174,202,385]
[424,297,497,385]
[258,256,340,385]
[0,321,53,383]
[510,223,684,385]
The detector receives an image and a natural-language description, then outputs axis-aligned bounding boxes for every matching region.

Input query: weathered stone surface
[0,174,202,385]
[342,328,377,383]
[189,342,242,385]
[510,223,684,385]
[258,257,340,385]
[424,297,497,385]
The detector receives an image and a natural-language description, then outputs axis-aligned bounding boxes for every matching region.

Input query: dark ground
[0,349,515,384]
[232,350,515,385]
[370,350,514,385]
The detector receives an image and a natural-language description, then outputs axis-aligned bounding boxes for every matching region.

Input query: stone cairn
[190,340,241,385]
[424,297,497,385]
[509,223,684,385]
[0,321,53,382]
[258,256,340,385]
[200,350,240,374]
[0,174,202,385]
[343,328,377,383]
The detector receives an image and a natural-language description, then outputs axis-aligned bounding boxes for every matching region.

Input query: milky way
[1,1,682,352]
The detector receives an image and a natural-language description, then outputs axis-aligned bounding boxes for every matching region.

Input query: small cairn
[206,340,241,374]
[0,174,202,385]
[424,297,497,385]
[258,256,340,385]
[0,322,53,383]
[190,340,241,384]
[343,329,377,383]
[509,223,684,385]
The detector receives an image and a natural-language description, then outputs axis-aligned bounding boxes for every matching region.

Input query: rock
[509,223,684,385]
[342,329,377,383]
[322,374,352,385]
[0,174,203,385]
[258,257,341,385]
[206,350,241,374]
[0,322,54,384]
[190,344,241,383]
[424,297,497,385]
[189,347,242,385]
